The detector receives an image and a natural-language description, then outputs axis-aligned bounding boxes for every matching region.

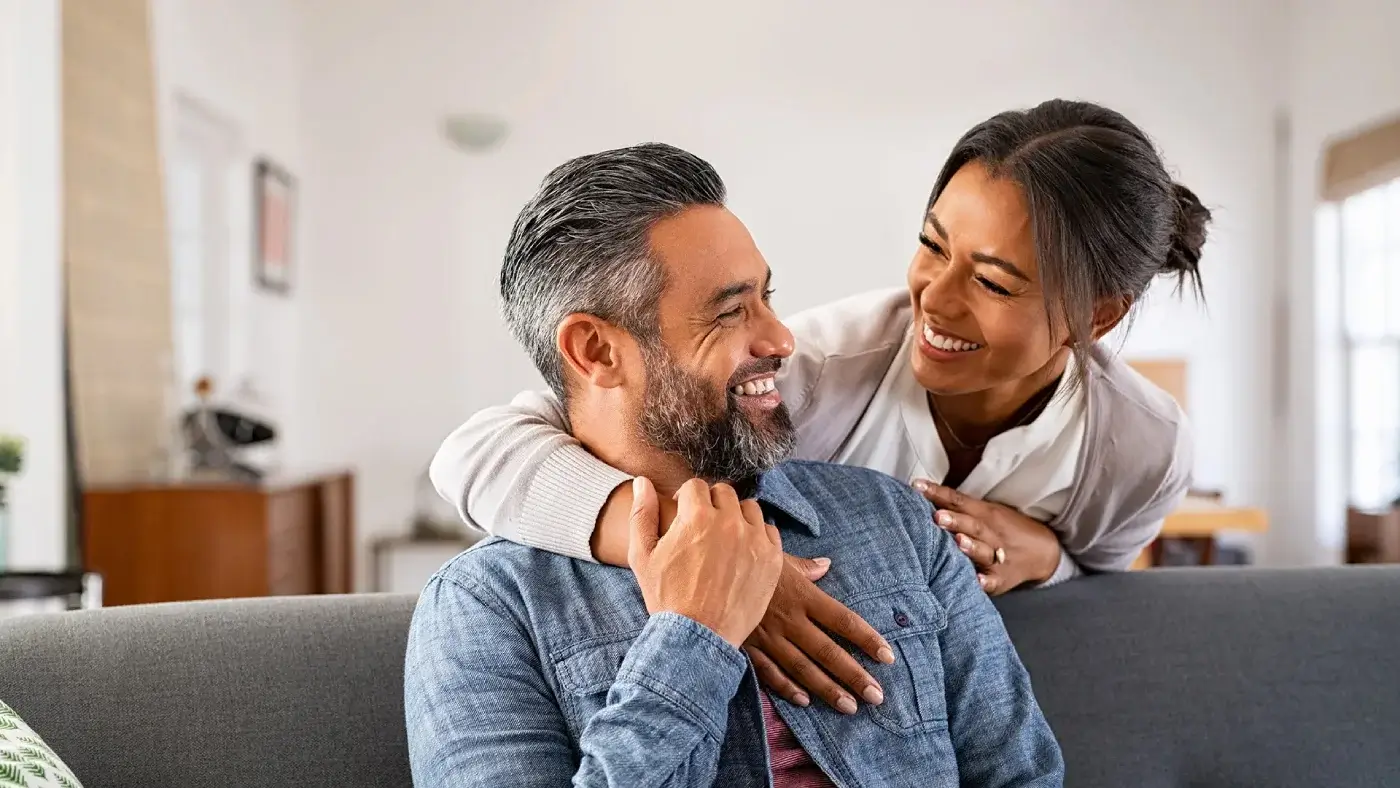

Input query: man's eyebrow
[706,268,772,309]
[707,281,754,308]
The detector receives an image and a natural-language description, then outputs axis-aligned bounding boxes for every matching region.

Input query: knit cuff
[514,442,633,562]
[1036,546,1083,588]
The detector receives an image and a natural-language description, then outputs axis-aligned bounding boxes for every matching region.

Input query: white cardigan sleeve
[428,390,631,560]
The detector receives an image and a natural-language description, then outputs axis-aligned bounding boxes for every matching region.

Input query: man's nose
[751,306,795,359]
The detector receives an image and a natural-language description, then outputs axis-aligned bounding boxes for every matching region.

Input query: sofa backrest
[999,566,1400,786]
[3,568,1400,787]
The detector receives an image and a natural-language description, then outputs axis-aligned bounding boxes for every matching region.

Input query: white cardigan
[430,288,1194,579]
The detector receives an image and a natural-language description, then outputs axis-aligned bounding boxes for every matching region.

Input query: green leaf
[0,436,24,476]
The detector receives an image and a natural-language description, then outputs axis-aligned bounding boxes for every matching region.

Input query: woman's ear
[556,314,632,391]
[1090,296,1132,341]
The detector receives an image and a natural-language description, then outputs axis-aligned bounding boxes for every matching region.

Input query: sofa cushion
[0,699,84,788]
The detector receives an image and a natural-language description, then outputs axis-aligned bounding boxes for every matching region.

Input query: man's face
[636,205,797,484]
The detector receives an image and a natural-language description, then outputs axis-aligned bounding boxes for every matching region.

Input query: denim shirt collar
[754,465,822,537]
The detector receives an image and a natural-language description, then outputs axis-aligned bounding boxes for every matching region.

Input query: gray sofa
[2,567,1399,787]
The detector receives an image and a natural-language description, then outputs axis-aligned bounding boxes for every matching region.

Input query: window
[166,97,238,410]
[1338,176,1400,509]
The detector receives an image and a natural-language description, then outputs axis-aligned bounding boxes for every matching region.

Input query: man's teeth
[731,377,777,396]
[922,325,982,352]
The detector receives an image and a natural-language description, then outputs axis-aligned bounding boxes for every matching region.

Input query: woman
[430,99,1209,713]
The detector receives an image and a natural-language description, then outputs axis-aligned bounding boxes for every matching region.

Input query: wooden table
[1131,496,1269,569]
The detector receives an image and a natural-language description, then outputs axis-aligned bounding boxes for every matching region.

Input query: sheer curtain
[1338,177,1400,509]
[1324,115,1400,510]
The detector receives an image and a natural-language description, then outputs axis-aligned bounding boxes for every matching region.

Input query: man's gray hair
[499,143,727,401]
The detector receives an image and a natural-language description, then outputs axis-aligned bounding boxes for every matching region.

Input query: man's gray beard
[637,344,796,486]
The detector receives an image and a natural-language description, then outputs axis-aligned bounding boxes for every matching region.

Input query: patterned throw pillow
[0,700,83,788]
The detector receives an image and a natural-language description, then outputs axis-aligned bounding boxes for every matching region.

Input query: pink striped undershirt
[759,691,836,787]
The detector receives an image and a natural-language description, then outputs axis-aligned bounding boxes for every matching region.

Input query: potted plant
[0,434,22,570]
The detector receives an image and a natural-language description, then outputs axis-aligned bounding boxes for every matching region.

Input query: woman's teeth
[923,325,982,352]
[731,377,777,396]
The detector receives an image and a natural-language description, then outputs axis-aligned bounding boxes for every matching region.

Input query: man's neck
[570,398,695,495]
[570,397,764,538]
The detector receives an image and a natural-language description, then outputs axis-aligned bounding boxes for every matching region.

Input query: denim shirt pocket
[552,632,641,740]
[844,585,949,736]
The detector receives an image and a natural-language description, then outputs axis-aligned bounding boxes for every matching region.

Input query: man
[405,143,1063,787]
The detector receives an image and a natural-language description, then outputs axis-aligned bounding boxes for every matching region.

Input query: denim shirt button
[893,610,911,628]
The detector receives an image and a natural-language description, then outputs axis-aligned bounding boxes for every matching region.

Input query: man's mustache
[726,358,784,391]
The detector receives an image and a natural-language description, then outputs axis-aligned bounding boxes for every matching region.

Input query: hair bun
[1164,182,1211,277]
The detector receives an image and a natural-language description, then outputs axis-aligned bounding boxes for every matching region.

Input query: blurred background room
[2,0,1398,610]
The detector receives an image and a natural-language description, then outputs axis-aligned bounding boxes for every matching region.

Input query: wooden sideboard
[83,470,354,606]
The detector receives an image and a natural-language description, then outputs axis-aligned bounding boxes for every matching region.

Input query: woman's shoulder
[1084,345,1190,445]
[783,287,912,361]
[1079,344,1194,498]
[1055,347,1195,569]
[778,289,911,459]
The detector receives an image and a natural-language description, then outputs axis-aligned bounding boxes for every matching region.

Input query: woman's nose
[919,265,967,318]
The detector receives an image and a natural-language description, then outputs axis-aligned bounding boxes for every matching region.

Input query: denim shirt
[405,461,1064,787]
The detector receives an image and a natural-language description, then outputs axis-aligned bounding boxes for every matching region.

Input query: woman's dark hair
[928,99,1211,382]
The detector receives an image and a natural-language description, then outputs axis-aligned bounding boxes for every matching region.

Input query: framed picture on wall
[253,158,295,294]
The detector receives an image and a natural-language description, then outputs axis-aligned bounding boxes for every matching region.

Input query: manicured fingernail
[912,479,929,492]
[813,557,831,569]
[877,646,895,664]
[793,692,810,707]
[836,696,858,715]
[937,511,954,527]
[862,686,885,705]
[957,534,971,549]
[977,574,989,589]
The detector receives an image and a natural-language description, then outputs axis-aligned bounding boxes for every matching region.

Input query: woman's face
[906,160,1068,396]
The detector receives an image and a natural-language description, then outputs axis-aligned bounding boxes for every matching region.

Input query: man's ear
[1090,296,1131,342]
[556,313,634,390]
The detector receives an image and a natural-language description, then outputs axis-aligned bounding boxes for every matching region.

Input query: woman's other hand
[913,480,1061,595]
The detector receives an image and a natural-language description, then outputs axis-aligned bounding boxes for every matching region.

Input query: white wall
[1282,0,1400,564]
[0,0,65,569]
[293,0,1284,567]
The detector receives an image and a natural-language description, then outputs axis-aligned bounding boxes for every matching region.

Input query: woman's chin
[909,354,979,396]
